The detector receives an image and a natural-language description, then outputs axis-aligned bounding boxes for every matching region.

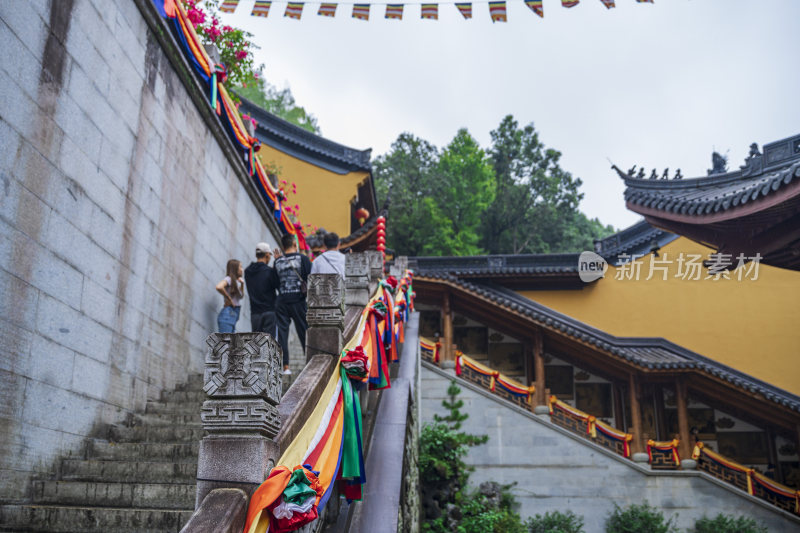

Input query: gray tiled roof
[621,134,800,217]
[410,253,580,276]
[418,273,800,412]
[238,98,372,175]
[593,220,678,265]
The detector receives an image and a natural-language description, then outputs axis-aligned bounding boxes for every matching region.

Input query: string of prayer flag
[385,4,404,19]
[489,1,507,22]
[318,2,337,16]
[562,0,579,7]
[455,2,472,18]
[219,0,240,13]
[421,3,439,19]
[352,3,371,19]
[251,0,272,16]
[525,0,543,17]
[285,2,304,18]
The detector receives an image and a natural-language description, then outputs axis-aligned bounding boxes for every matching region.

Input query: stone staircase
[0,375,206,532]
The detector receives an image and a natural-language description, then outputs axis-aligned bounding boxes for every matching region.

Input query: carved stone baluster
[305,274,345,362]
[195,332,282,507]
[345,253,370,313]
[389,256,408,279]
[366,250,384,292]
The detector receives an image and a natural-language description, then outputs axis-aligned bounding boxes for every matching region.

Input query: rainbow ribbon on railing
[420,337,440,363]
[595,419,633,458]
[152,0,298,236]
[454,352,536,404]
[646,439,681,467]
[243,270,415,533]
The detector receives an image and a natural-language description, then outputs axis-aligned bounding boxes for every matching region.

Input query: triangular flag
[489,1,506,22]
[455,2,472,19]
[352,3,370,20]
[219,0,240,13]
[421,3,438,19]
[385,4,404,19]
[562,0,579,7]
[636,0,654,3]
[251,0,271,17]
[599,0,615,7]
[525,0,543,17]
[318,2,337,16]
[284,2,304,19]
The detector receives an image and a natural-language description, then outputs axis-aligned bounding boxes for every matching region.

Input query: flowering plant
[182,0,259,88]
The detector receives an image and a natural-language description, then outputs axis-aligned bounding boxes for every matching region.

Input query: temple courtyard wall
[421,364,800,533]
[0,0,281,501]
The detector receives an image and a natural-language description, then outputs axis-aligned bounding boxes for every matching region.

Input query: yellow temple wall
[519,237,800,396]
[257,145,370,236]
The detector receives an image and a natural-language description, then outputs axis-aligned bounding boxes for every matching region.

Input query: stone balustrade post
[389,256,408,279]
[305,274,345,362]
[195,333,282,507]
[345,253,370,313]
[366,250,384,292]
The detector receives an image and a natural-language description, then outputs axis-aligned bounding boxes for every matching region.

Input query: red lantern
[377,236,386,245]
[377,228,386,238]
[377,216,385,224]
[355,207,370,226]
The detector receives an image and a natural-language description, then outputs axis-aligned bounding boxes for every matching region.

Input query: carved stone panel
[345,253,369,278]
[366,250,384,281]
[201,398,281,438]
[307,274,345,311]
[204,333,281,405]
[307,308,345,330]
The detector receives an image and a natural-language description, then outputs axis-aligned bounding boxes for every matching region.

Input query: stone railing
[694,442,800,516]
[182,252,419,533]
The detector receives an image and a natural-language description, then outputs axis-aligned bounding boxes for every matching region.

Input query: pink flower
[254,73,260,79]
[242,82,247,88]
[281,180,287,185]
[226,41,234,48]
[223,25,232,31]
[251,118,257,127]
[235,50,248,60]
[294,204,299,210]
[186,7,205,26]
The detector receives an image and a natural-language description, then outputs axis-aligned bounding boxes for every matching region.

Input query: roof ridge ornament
[740,142,763,177]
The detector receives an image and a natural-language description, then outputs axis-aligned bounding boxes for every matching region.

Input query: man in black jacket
[244,242,278,338]
[272,233,312,374]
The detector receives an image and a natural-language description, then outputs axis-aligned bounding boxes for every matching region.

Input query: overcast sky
[221,0,799,230]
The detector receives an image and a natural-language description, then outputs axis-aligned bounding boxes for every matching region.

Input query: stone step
[0,504,192,532]
[159,390,207,403]
[107,424,205,443]
[87,440,199,462]
[59,459,197,484]
[32,480,195,510]
[130,413,202,427]
[144,402,203,416]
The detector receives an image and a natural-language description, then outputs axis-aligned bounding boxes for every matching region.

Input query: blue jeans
[217,306,241,333]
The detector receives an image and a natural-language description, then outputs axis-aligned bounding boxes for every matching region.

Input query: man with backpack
[272,233,312,374]
[244,242,279,338]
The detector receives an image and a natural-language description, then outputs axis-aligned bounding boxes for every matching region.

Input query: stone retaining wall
[421,364,800,533]
[0,0,280,500]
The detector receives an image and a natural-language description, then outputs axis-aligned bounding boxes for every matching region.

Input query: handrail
[693,442,800,515]
[242,271,415,533]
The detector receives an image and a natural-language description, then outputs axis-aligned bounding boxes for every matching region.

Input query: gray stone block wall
[421,365,800,533]
[0,0,280,501]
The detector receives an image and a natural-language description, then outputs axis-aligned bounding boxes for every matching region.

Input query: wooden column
[675,378,691,460]
[441,292,453,363]
[533,330,545,405]
[628,373,643,454]
[613,383,626,431]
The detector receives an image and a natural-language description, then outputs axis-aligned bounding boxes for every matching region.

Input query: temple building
[413,133,800,522]
[239,98,382,251]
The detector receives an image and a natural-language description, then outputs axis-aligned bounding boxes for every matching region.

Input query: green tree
[235,71,320,134]
[525,510,585,533]
[605,502,678,533]
[436,129,496,255]
[482,115,613,254]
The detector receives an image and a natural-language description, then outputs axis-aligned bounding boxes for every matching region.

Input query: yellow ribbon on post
[548,395,557,415]
[692,442,703,460]
[526,384,536,405]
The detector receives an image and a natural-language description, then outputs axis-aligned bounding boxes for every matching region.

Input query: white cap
[255,242,271,254]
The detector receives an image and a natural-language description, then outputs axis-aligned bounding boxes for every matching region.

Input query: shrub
[605,501,678,533]
[693,514,768,533]
[526,510,585,533]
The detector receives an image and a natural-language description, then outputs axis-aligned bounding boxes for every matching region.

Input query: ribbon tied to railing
[646,439,681,467]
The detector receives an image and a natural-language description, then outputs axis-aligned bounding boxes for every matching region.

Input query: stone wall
[0,0,280,500]
[421,364,800,533]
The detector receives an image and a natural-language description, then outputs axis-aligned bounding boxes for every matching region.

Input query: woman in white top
[215,259,244,333]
